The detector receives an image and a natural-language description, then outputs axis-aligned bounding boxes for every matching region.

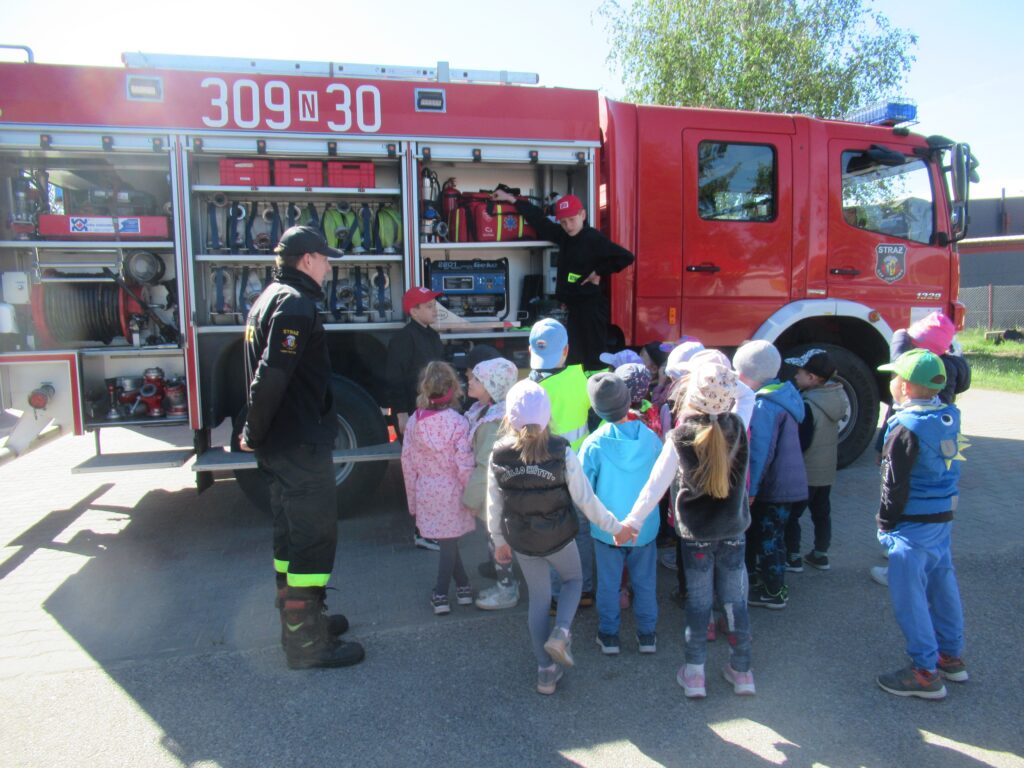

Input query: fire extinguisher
[440,178,461,221]
[419,168,442,242]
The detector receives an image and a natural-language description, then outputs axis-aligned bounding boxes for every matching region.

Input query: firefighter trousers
[565,295,610,372]
[257,443,338,588]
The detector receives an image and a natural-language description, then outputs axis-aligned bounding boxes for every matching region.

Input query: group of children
[395,300,970,702]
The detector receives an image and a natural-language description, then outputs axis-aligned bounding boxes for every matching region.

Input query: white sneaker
[475,583,519,610]
[543,627,574,668]
[870,566,889,587]
[414,535,440,551]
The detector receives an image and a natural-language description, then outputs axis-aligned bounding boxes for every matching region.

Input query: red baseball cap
[554,194,584,220]
[402,286,442,314]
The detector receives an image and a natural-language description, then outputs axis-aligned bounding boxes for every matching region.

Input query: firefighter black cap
[275,225,345,259]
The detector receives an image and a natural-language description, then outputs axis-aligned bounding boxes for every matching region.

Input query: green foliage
[957,329,1024,392]
[599,0,917,118]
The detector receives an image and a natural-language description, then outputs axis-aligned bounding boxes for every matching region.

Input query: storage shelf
[79,346,183,358]
[0,240,175,249]
[84,414,189,430]
[420,240,554,251]
[197,321,404,334]
[192,185,401,196]
[194,252,404,263]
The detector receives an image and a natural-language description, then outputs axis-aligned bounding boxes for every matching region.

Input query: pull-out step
[192,443,400,473]
[72,448,195,473]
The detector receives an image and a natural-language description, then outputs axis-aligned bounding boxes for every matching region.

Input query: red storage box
[327,161,376,189]
[37,214,170,239]
[274,160,323,187]
[219,158,271,186]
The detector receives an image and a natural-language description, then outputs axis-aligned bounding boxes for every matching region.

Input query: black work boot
[281,587,365,670]
[276,575,349,647]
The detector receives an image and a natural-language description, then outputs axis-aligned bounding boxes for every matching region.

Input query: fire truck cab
[0,50,974,512]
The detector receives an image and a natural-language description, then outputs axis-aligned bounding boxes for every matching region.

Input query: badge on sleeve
[280,328,300,354]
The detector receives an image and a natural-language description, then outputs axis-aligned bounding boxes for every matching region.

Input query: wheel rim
[834,374,857,443]
[333,413,358,486]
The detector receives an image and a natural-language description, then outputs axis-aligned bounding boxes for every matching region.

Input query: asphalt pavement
[1,389,1023,768]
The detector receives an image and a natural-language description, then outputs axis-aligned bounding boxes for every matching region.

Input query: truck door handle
[686,264,721,273]
[830,267,861,276]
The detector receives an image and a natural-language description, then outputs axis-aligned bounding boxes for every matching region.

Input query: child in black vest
[486,379,635,695]
[624,362,754,697]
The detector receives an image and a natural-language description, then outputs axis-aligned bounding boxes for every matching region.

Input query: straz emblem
[875,244,906,284]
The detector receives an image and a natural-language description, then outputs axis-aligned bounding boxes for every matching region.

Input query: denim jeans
[746,501,791,593]
[879,522,964,670]
[680,538,752,672]
[552,505,594,596]
[593,540,657,635]
[785,485,832,555]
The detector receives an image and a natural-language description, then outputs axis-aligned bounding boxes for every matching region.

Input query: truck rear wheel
[782,343,879,469]
[231,375,390,517]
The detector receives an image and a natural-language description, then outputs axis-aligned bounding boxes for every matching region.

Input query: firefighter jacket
[242,266,336,452]
[514,200,634,306]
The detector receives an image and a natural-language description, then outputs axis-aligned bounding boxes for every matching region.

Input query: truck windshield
[841,151,934,244]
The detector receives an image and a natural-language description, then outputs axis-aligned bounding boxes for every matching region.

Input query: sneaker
[877,665,947,700]
[723,664,756,695]
[748,583,788,609]
[578,591,595,608]
[536,664,563,695]
[658,549,679,571]
[455,585,474,606]
[637,631,657,654]
[475,583,519,611]
[596,632,621,655]
[543,627,574,668]
[415,535,440,551]
[430,592,450,615]
[804,550,830,570]
[785,553,804,573]
[870,566,889,587]
[706,619,717,642]
[676,664,706,698]
[937,653,969,682]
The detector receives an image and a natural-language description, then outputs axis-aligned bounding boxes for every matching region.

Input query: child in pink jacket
[401,361,477,615]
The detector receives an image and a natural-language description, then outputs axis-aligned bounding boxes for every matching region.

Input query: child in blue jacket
[733,341,807,609]
[579,372,663,655]
[874,348,967,700]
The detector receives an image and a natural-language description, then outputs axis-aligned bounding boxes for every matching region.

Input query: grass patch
[957,328,1024,392]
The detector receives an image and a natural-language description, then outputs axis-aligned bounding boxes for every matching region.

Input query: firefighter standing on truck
[239,225,365,670]
[491,189,634,371]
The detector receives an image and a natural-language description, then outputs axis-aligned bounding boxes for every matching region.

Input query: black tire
[781,343,879,469]
[230,375,390,517]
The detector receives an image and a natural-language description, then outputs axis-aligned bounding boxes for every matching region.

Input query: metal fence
[960,285,1024,329]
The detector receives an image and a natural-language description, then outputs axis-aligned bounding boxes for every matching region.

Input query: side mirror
[952,143,971,202]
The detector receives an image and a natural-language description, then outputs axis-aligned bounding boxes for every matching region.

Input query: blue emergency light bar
[845,99,918,127]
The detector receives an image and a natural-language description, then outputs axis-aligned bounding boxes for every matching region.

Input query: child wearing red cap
[491,189,634,370]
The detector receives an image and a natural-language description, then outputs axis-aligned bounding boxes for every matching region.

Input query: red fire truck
[0,49,974,512]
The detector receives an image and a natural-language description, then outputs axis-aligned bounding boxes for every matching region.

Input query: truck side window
[841,151,935,244]
[697,142,776,222]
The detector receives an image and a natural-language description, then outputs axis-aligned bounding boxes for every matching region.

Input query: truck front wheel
[231,375,390,517]
[782,343,879,469]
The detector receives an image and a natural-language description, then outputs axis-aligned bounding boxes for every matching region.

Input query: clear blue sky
[3,0,1020,199]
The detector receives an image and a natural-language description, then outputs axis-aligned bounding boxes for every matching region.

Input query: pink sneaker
[723,664,756,695]
[706,619,717,641]
[676,664,706,698]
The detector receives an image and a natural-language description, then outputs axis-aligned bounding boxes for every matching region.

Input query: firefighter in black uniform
[492,189,635,370]
[239,225,365,669]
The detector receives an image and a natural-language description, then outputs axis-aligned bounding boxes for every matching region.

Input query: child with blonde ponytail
[622,362,754,698]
